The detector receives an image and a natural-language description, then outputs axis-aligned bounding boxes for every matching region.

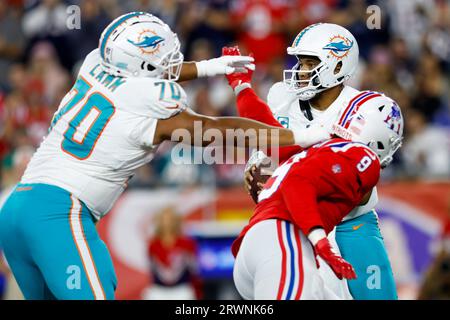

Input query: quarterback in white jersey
[225,23,399,299]
[0,13,331,300]
[266,80,380,221]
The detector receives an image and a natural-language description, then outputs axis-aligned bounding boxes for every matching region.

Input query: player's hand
[222,46,254,93]
[313,238,357,280]
[244,151,271,203]
[244,164,256,194]
[244,165,265,198]
[195,49,255,78]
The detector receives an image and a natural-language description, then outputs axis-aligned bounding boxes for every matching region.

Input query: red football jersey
[232,138,381,257]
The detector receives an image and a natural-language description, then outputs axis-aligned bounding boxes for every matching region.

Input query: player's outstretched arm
[177,55,255,82]
[223,47,280,125]
[222,47,328,161]
[153,108,299,148]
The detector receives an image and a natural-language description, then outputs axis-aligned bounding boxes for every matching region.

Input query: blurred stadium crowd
[1,0,449,191]
[0,0,449,300]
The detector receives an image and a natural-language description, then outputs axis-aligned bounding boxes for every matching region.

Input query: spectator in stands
[182,0,235,59]
[66,0,110,69]
[0,0,25,89]
[230,0,290,70]
[412,50,446,123]
[402,109,450,178]
[143,206,203,300]
[22,0,74,70]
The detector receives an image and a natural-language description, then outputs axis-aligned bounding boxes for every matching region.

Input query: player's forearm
[203,116,296,149]
[177,62,198,82]
[156,109,302,148]
[237,89,304,161]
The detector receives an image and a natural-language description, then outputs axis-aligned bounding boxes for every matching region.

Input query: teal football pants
[0,183,117,300]
[335,210,398,300]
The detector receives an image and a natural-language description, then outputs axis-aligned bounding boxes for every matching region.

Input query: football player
[232,95,403,299]
[224,23,401,299]
[0,13,330,300]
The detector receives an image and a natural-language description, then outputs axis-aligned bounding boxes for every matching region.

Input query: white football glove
[245,150,275,180]
[245,150,272,174]
[196,55,255,78]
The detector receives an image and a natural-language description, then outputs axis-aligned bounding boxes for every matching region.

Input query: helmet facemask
[159,39,184,81]
[283,56,326,101]
[373,136,403,168]
[283,55,345,101]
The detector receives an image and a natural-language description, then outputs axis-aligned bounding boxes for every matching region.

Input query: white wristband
[195,60,210,78]
[307,228,327,246]
[293,125,330,148]
[234,82,251,96]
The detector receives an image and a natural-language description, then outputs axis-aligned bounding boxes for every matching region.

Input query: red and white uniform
[234,84,381,221]
[144,236,202,300]
[232,138,380,299]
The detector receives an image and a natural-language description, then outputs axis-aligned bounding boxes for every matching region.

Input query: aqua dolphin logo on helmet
[127,29,165,55]
[323,35,354,59]
[128,35,164,48]
[323,39,353,53]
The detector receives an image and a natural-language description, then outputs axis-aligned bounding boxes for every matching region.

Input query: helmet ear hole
[334,61,342,75]
[141,62,156,72]
[312,76,320,86]
[377,141,385,150]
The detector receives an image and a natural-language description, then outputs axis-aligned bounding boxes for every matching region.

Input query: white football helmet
[332,92,404,168]
[284,23,359,101]
[98,12,183,80]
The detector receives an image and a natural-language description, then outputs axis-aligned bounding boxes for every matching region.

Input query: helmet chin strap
[288,63,333,101]
[297,89,317,101]
[296,83,329,101]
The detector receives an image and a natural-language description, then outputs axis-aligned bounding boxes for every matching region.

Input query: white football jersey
[267,82,378,220]
[21,49,187,219]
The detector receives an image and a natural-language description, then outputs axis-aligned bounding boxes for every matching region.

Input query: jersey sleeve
[352,147,381,195]
[267,82,289,114]
[143,79,188,119]
[298,146,380,201]
[279,146,381,234]
[236,87,282,126]
[126,79,189,148]
[279,174,325,235]
[236,87,302,162]
[120,78,188,120]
